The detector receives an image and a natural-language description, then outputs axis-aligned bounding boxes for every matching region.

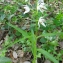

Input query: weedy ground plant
[0,0,63,63]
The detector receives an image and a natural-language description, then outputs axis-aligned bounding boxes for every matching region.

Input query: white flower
[37,0,47,13]
[38,17,46,27]
[23,5,30,14]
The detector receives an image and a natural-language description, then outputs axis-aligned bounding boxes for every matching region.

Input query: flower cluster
[37,0,47,28]
[37,0,47,13]
[38,17,46,28]
[23,0,47,28]
[23,5,30,14]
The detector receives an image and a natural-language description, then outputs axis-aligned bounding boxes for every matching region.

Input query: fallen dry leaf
[12,44,21,50]
[17,50,24,58]
[59,42,63,49]
[24,61,31,63]
[44,60,51,63]
[13,51,18,59]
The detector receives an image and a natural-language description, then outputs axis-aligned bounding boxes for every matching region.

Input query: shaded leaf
[7,23,28,37]
[0,57,12,63]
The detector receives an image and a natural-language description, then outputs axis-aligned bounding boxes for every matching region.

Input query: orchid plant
[0,0,63,63]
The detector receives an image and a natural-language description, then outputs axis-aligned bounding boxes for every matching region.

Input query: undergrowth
[0,0,63,63]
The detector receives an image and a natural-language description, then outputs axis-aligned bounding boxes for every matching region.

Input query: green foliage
[37,49,59,63]
[0,0,63,63]
[7,23,28,37]
[7,23,59,63]
[0,57,12,63]
[30,30,37,63]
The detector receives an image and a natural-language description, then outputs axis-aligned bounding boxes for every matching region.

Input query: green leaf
[37,32,63,38]
[30,30,37,55]
[0,12,5,21]
[2,36,30,51]
[0,57,12,63]
[40,38,47,43]
[7,23,28,37]
[37,49,59,63]
[30,30,37,63]
[55,13,63,20]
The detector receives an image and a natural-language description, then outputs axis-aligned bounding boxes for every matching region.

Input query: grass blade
[7,23,28,37]
[37,49,59,63]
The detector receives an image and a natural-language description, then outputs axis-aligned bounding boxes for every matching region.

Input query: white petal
[39,17,45,22]
[23,5,30,14]
[37,0,47,13]
[41,22,46,27]
[38,17,46,27]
